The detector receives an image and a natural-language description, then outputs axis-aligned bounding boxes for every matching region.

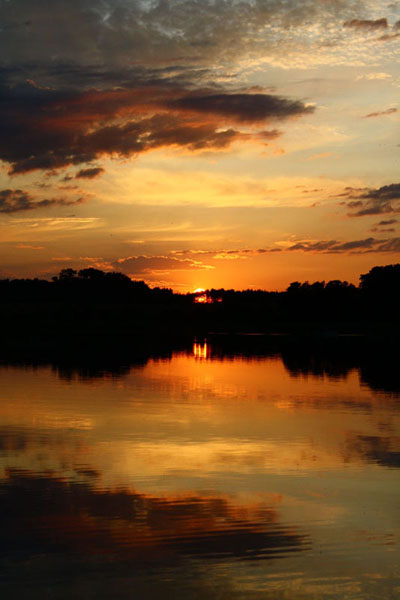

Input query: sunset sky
[0,0,399,291]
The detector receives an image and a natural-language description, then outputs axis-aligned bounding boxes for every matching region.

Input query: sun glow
[193,287,213,304]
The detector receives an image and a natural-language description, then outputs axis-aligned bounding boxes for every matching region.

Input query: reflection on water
[193,341,208,360]
[2,469,308,563]
[0,337,399,599]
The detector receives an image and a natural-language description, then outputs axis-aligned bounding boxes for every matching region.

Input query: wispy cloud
[15,243,45,250]
[0,188,85,213]
[376,32,400,42]
[340,183,400,216]
[287,237,400,253]
[343,18,388,31]
[75,167,105,179]
[115,255,215,274]
[10,217,101,231]
[364,107,397,118]
[356,72,392,80]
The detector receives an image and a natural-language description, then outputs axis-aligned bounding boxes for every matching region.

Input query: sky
[0,0,399,291]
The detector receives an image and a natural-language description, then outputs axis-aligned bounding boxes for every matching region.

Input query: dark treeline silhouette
[1,264,399,352]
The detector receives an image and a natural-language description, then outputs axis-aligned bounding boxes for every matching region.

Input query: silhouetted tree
[78,268,106,279]
[360,264,400,295]
[59,268,77,280]
[104,272,131,284]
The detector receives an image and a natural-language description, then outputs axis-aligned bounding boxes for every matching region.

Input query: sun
[193,287,211,304]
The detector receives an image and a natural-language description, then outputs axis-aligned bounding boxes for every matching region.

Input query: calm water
[0,339,399,599]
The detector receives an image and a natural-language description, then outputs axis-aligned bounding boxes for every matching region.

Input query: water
[0,339,399,599]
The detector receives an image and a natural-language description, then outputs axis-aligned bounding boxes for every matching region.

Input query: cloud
[213,252,243,260]
[343,18,388,30]
[173,247,283,260]
[356,72,392,80]
[115,255,214,274]
[341,183,400,216]
[286,237,400,253]
[377,219,397,226]
[211,247,281,259]
[376,32,400,42]
[374,237,400,252]
[167,93,314,123]
[0,79,308,174]
[75,167,105,179]
[0,0,374,74]
[9,216,100,230]
[364,107,397,118]
[15,243,45,250]
[341,16,400,41]
[370,218,398,233]
[288,240,338,252]
[370,227,395,233]
[0,188,85,213]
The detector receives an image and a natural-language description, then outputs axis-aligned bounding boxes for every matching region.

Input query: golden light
[193,287,213,304]
[193,342,208,359]
[194,294,211,303]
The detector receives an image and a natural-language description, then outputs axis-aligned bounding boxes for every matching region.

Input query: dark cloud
[0,188,85,213]
[364,107,397,118]
[354,205,394,217]
[373,237,400,252]
[288,240,338,252]
[377,219,397,226]
[347,200,363,209]
[331,238,376,251]
[168,93,314,123]
[287,237,400,253]
[0,78,302,174]
[343,18,388,30]
[0,0,369,75]
[370,227,395,233]
[75,167,105,179]
[341,183,400,216]
[7,63,215,92]
[370,218,397,233]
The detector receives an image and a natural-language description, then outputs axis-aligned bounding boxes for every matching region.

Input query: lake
[0,337,399,599]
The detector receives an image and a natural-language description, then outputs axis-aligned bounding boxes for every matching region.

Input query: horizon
[3,262,397,295]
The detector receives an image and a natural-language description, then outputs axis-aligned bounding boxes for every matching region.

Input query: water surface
[1,339,399,599]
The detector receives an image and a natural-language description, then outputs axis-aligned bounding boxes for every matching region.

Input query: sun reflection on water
[193,341,208,359]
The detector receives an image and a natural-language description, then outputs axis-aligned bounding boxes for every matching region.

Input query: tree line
[0,264,399,340]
